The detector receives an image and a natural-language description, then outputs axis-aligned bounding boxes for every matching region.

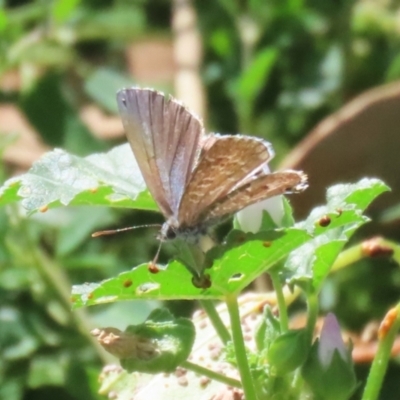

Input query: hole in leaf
[136,282,159,294]
[107,193,129,202]
[229,273,244,282]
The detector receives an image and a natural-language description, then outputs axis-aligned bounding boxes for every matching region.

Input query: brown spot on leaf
[148,262,160,273]
[318,215,331,227]
[263,241,272,247]
[123,279,132,288]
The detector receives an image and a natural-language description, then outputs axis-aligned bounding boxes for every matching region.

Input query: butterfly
[116,88,307,245]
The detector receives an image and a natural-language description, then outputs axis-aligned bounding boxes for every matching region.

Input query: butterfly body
[117,88,307,244]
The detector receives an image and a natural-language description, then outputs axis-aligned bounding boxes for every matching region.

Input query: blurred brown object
[172,0,205,119]
[0,70,21,92]
[0,104,49,171]
[80,104,124,140]
[126,39,175,85]
[280,81,400,224]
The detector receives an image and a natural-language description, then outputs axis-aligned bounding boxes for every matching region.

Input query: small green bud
[302,313,357,400]
[268,328,310,374]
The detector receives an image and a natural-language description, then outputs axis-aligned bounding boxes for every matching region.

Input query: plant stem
[361,304,400,400]
[332,238,400,273]
[270,271,289,332]
[182,360,242,389]
[305,292,319,343]
[331,244,364,272]
[199,300,231,344]
[226,294,258,400]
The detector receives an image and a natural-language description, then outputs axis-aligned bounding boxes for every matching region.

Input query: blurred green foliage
[1,0,400,399]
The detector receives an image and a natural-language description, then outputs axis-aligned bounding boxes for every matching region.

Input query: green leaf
[285,178,390,291]
[237,47,278,104]
[207,229,310,294]
[28,354,66,387]
[52,0,80,24]
[268,329,310,374]
[84,68,136,114]
[75,7,145,41]
[20,73,103,154]
[281,197,295,227]
[380,201,400,223]
[55,207,116,257]
[71,228,310,307]
[0,144,157,213]
[285,229,353,292]
[96,296,252,399]
[255,306,281,352]
[325,178,390,212]
[0,7,8,32]
[71,262,205,307]
[95,309,195,373]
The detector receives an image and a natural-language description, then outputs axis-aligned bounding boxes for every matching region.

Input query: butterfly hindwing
[201,170,307,224]
[178,135,274,227]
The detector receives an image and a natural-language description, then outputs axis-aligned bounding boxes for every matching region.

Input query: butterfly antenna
[151,239,163,265]
[92,224,162,238]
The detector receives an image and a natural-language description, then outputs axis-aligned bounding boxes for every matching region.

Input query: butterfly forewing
[203,170,307,224]
[117,88,204,217]
[178,135,274,227]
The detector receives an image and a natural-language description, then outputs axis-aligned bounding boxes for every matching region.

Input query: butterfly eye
[165,228,177,240]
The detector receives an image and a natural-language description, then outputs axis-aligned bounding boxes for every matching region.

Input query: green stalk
[332,238,400,273]
[305,292,319,343]
[199,300,231,344]
[226,294,258,400]
[361,304,400,400]
[331,244,364,272]
[182,360,242,389]
[270,271,289,332]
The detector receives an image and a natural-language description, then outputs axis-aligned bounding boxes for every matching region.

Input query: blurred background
[2,0,400,399]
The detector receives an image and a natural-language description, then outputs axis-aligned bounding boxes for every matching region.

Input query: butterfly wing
[117,88,204,217]
[200,170,307,224]
[178,135,274,227]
